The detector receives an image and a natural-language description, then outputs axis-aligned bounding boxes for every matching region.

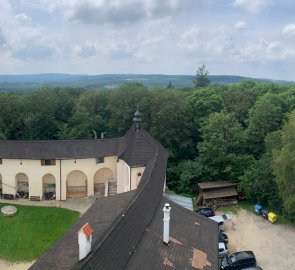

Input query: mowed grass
[0,203,79,262]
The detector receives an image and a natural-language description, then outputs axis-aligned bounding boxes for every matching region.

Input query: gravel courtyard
[224,209,295,270]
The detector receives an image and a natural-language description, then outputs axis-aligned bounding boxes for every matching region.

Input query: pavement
[0,196,96,215]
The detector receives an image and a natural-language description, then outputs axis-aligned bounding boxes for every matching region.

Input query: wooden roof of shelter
[202,187,238,200]
[197,181,237,190]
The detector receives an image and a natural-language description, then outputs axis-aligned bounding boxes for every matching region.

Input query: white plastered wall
[130,167,145,190]
[0,156,118,201]
[117,159,131,193]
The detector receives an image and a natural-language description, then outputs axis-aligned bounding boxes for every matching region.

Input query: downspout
[59,159,62,201]
[129,166,132,191]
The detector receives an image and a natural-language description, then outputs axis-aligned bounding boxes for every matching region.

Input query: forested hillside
[1,81,295,221]
[0,73,292,92]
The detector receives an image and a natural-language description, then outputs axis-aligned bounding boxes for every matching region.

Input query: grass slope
[0,203,79,262]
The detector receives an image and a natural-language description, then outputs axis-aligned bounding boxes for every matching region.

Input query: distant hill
[0,73,293,92]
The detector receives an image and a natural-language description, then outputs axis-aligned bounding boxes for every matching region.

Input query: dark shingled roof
[29,191,137,270]
[29,120,218,270]
[0,138,120,159]
[76,140,168,270]
[125,198,219,270]
[118,127,157,167]
[0,124,157,167]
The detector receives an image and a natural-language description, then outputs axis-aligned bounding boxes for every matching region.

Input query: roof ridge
[79,153,159,267]
[0,137,122,143]
[78,142,168,269]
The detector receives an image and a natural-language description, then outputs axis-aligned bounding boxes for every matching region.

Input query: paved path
[0,196,96,215]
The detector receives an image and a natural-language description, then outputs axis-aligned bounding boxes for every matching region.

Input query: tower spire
[133,107,142,130]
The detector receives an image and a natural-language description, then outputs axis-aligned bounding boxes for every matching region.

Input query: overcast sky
[1,0,295,80]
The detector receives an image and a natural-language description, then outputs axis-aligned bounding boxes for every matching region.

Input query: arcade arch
[43,173,56,200]
[66,170,87,198]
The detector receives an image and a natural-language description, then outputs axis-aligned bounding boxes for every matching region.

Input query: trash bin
[254,204,263,215]
[268,212,277,223]
[262,209,269,220]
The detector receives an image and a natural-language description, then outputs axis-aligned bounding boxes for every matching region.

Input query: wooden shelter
[196,181,238,207]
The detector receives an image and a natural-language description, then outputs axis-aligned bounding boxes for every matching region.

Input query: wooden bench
[30,196,41,201]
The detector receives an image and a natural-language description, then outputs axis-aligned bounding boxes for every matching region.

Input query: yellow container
[268,212,277,223]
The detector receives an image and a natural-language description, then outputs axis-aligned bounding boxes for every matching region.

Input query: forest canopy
[1,80,295,220]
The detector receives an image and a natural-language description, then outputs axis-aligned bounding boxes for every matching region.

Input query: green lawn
[0,203,79,262]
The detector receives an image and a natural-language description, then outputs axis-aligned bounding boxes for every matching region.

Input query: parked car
[219,221,225,232]
[218,242,229,258]
[220,251,256,270]
[218,232,228,244]
[209,214,232,232]
[196,207,215,217]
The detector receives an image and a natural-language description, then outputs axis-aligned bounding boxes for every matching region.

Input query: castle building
[3,110,218,270]
[0,110,151,201]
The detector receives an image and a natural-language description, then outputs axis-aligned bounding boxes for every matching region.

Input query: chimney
[163,203,171,245]
[78,223,93,261]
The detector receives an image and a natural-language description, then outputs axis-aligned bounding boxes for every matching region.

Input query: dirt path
[224,209,295,270]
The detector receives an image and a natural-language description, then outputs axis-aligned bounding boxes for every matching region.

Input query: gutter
[129,167,131,191]
[59,159,62,200]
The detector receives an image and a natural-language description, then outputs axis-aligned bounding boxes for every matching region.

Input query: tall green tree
[246,94,284,157]
[58,105,103,139]
[273,111,295,220]
[193,64,210,88]
[187,86,224,123]
[187,86,224,147]
[239,131,282,211]
[0,93,25,139]
[149,88,193,161]
[106,83,151,137]
[198,111,252,181]
[222,85,256,126]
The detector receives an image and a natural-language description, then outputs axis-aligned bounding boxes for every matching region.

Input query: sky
[1,0,295,80]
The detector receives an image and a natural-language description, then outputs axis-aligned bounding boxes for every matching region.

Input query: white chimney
[78,223,93,261]
[163,203,171,244]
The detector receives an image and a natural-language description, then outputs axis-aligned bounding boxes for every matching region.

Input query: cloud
[73,42,98,58]
[179,23,295,65]
[236,38,295,62]
[43,0,185,25]
[235,21,247,30]
[15,13,32,22]
[233,0,272,13]
[282,24,295,36]
[178,26,234,59]
[69,1,144,25]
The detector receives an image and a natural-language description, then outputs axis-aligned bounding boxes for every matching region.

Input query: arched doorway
[43,174,56,200]
[94,168,115,196]
[15,173,29,198]
[66,170,87,198]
